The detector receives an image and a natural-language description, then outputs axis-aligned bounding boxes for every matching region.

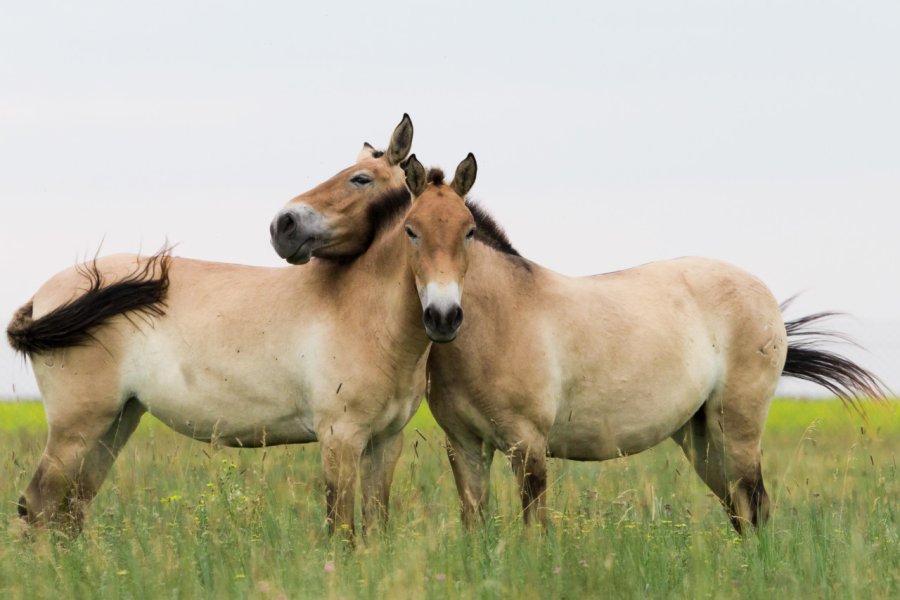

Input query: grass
[0,399,897,599]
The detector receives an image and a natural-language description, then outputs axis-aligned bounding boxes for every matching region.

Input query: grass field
[0,399,897,599]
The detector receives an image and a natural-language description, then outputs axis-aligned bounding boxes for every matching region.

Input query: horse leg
[672,391,771,533]
[445,431,495,528]
[69,399,146,516]
[508,434,549,527]
[359,431,404,534]
[19,398,144,534]
[319,423,366,538]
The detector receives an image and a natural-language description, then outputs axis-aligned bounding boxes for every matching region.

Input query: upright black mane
[465,200,521,257]
[321,187,411,265]
[324,185,524,268]
[358,187,412,256]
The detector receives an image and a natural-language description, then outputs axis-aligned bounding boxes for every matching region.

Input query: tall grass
[0,399,897,599]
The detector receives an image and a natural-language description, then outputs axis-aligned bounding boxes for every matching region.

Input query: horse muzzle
[269,204,330,265]
[420,281,464,342]
[423,303,464,343]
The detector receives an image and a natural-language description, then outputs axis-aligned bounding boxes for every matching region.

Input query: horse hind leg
[672,391,771,533]
[18,398,144,534]
[728,463,770,532]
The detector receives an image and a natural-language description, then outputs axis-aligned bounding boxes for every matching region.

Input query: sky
[2,1,899,398]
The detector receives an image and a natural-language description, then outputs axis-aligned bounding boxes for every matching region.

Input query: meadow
[0,399,897,599]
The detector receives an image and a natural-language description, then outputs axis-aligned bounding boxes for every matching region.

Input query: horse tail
[6,249,172,356]
[781,301,890,411]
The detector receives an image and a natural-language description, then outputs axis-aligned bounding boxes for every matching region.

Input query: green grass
[0,399,897,599]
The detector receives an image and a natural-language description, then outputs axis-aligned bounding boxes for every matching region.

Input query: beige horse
[267,152,885,533]
[427,232,886,532]
[6,115,478,536]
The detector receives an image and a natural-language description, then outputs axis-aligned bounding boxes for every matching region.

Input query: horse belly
[142,391,317,447]
[548,366,717,460]
[548,396,699,460]
[119,334,319,446]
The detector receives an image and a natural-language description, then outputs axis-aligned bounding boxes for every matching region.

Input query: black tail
[6,250,172,356]
[781,301,889,411]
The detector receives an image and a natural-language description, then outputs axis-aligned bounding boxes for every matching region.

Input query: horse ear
[387,113,413,165]
[404,154,427,197]
[451,153,477,197]
[357,142,377,162]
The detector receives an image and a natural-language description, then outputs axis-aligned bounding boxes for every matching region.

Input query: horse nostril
[423,306,436,329]
[17,495,27,519]
[276,212,297,236]
[450,306,464,330]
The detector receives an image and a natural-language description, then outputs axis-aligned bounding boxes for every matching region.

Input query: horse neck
[467,240,538,299]
[347,222,431,363]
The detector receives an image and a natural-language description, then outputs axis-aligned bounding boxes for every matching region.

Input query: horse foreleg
[509,438,549,528]
[446,431,495,528]
[359,431,403,534]
[319,424,365,539]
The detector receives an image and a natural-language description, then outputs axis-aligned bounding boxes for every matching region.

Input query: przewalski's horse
[5,109,474,537]
[426,232,888,533]
[266,153,887,533]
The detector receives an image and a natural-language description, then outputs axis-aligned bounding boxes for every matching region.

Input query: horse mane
[465,200,522,258]
[421,166,518,258]
[327,186,526,268]
[323,186,411,263]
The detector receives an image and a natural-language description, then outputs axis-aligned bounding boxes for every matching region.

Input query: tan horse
[427,229,887,533]
[267,154,885,533]
[6,114,478,537]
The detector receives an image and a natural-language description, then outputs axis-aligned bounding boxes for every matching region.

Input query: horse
[427,247,885,532]
[267,148,886,533]
[6,112,477,537]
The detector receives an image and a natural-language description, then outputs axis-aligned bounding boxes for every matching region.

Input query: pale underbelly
[120,351,318,447]
[546,390,709,460]
[143,396,317,447]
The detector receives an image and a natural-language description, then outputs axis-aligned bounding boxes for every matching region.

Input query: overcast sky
[2,1,898,398]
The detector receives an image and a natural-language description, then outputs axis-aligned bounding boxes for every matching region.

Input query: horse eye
[350,174,373,186]
[404,226,419,240]
[465,228,476,239]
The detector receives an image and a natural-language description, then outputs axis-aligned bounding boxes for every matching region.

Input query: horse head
[270,114,413,264]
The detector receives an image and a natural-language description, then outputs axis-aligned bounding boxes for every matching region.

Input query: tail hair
[781,299,890,412]
[6,247,172,356]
